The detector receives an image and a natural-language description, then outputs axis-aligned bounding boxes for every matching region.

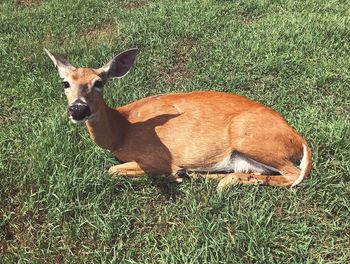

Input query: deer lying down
[45,48,311,189]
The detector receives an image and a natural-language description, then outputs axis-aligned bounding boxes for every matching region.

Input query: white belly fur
[192,152,280,174]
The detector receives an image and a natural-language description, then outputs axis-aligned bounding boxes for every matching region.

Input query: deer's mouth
[69,115,90,124]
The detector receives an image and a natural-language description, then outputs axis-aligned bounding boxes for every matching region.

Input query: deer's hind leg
[108,161,146,177]
[190,172,273,190]
[216,163,301,190]
[190,150,302,190]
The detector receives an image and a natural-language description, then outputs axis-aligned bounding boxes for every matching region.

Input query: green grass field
[1,0,350,262]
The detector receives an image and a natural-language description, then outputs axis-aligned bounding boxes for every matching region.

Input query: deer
[45,48,312,190]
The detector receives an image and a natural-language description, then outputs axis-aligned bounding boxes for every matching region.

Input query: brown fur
[45,49,312,188]
[87,90,312,187]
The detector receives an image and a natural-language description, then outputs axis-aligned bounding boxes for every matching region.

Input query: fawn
[45,48,311,189]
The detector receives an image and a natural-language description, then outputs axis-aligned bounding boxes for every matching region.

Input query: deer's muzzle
[68,99,91,122]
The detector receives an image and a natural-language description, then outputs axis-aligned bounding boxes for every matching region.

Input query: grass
[1,0,350,262]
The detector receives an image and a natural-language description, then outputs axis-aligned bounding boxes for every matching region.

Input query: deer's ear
[98,48,139,79]
[44,48,76,79]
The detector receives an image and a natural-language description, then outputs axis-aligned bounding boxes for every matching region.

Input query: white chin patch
[69,116,89,124]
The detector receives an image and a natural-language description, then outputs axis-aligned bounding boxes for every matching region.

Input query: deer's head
[45,48,139,123]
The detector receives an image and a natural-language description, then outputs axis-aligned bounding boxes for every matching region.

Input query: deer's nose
[68,100,91,121]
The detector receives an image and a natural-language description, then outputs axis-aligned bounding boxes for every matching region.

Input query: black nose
[68,103,91,121]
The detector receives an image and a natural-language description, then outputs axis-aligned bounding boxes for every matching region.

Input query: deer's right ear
[44,48,76,79]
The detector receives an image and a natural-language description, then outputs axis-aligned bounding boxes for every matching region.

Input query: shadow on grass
[111,173,196,201]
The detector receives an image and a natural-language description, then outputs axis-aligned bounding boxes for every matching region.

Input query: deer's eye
[93,80,103,90]
[63,81,70,89]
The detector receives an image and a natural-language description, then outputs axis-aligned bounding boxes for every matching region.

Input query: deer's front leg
[108,161,146,177]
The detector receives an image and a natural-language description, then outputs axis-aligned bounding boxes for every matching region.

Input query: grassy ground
[1,0,350,262]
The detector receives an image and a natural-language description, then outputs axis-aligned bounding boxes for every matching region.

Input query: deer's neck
[85,103,128,151]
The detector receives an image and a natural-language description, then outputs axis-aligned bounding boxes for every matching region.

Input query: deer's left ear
[98,48,139,80]
[44,48,76,79]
